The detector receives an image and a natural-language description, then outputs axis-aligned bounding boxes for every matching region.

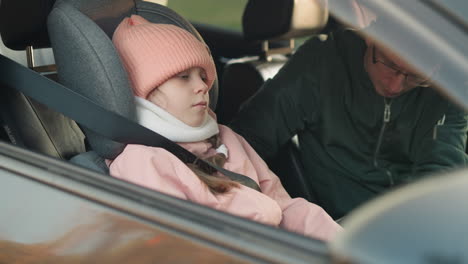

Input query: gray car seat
[46,0,219,173]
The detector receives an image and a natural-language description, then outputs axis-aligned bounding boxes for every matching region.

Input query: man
[229,23,468,219]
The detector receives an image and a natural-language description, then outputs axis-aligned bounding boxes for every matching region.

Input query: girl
[110,15,341,241]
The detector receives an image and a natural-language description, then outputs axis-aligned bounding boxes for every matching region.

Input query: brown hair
[186,134,239,194]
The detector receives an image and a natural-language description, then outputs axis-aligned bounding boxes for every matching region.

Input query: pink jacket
[109,125,341,241]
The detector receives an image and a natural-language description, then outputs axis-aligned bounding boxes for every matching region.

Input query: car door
[0,141,332,263]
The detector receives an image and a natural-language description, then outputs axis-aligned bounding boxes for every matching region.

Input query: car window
[0,36,54,67]
[166,1,326,53]
[167,0,248,32]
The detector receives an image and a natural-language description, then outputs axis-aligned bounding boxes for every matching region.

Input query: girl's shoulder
[218,125,257,160]
[114,144,183,165]
[219,124,247,139]
[218,124,233,133]
[218,125,246,145]
[121,144,172,155]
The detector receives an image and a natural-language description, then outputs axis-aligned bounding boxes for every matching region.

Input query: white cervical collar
[135,97,219,143]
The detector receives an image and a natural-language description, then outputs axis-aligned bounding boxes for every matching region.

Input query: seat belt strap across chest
[0,54,261,191]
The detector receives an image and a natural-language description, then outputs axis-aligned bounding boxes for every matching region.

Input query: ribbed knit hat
[112,15,216,98]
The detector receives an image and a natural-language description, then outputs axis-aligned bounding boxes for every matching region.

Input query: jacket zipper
[373,98,395,186]
[433,114,446,139]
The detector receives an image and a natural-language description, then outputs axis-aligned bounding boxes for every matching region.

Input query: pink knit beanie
[112,15,216,98]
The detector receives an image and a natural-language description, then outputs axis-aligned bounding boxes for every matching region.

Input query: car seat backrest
[217,0,328,124]
[0,0,86,159]
[47,0,135,159]
[0,86,86,159]
[47,0,219,161]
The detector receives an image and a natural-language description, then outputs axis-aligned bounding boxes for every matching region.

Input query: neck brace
[135,97,219,143]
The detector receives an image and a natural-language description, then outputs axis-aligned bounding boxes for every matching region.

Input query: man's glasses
[372,46,432,87]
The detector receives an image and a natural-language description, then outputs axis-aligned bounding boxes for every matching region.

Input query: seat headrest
[0,0,55,50]
[242,0,328,41]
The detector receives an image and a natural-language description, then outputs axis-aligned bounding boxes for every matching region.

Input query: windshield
[328,0,468,109]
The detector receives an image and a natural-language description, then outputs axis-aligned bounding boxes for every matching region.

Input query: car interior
[3,0,468,262]
[0,0,86,160]
[0,0,333,201]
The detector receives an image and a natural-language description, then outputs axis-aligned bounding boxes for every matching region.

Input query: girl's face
[147,67,211,127]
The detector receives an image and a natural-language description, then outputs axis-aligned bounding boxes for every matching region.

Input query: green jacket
[230,29,468,219]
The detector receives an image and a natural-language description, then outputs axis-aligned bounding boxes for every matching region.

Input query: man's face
[365,44,432,98]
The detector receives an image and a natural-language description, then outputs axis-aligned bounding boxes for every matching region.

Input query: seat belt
[0,54,261,191]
